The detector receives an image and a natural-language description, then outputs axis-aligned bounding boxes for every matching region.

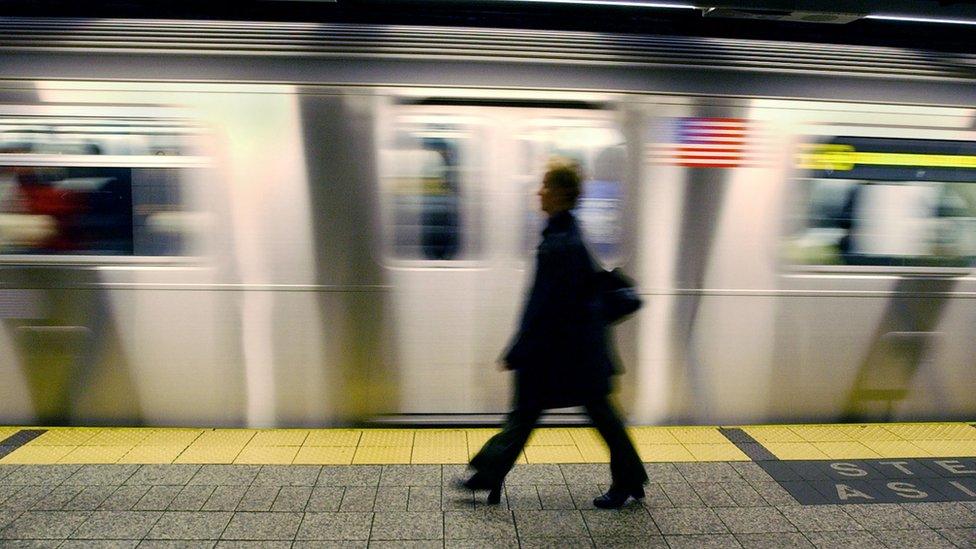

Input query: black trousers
[469,396,648,488]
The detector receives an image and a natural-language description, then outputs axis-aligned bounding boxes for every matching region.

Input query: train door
[377,96,635,419]
[770,100,976,422]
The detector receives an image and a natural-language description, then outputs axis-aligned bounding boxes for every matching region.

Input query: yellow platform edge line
[1,423,974,464]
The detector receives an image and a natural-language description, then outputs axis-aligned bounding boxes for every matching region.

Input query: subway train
[0,17,974,427]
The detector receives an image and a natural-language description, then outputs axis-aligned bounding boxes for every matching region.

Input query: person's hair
[544,158,583,208]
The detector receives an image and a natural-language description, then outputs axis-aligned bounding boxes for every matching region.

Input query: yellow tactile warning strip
[0,423,973,465]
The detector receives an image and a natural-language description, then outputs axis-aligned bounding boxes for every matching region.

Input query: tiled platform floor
[2,423,976,546]
[1,462,976,547]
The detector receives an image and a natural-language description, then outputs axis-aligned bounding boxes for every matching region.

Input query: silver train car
[0,18,974,427]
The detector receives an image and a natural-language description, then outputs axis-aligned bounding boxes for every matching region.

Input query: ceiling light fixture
[865,14,976,26]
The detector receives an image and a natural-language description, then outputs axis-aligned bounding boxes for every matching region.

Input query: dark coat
[503,210,616,409]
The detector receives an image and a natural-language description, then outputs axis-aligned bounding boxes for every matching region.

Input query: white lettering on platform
[831,463,868,477]
[887,482,928,499]
[836,484,874,501]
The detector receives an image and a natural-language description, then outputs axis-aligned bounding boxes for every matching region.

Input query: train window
[0,116,196,156]
[0,165,190,256]
[787,137,976,268]
[518,121,626,267]
[380,119,482,261]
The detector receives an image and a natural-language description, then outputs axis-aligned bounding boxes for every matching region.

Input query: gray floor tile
[0,511,90,539]
[307,487,345,512]
[803,530,885,549]
[236,486,280,512]
[0,485,24,504]
[202,486,247,512]
[317,467,381,487]
[379,465,441,487]
[100,485,152,511]
[126,465,201,486]
[137,541,217,549]
[844,503,927,530]
[643,463,684,484]
[63,465,140,486]
[215,542,291,548]
[0,465,20,483]
[64,486,117,511]
[720,482,767,507]
[519,537,594,548]
[30,485,83,510]
[714,506,796,534]
[1,509,24,529]
[441,485,475,511]
[168,485,217,511]
[408,486,441,511]
[730,462,774,483]
[367,541,443,549]
[61,541,140,548]
[444,509,515,539]
[643,483,676,508]
[504,485,540,510]
[649,507,728,535]
[734,532,815,549]
[902,502,976,529]
[568,484,605,510]
[537,485,575,510]
[293,542,368,549]
[748,481,799,506]
[1,466,80,486]
[271,486,312,512]
[661,482,704,507]
[560,464,610,485]
[295,512,372,541]
[445,538,518,549]
[873,528,956,548]
[505,465,564,485]
[592,535,668,548]
[513,509,587,538]
[675,463,742,483]
[581,507,659,537]
[374,487,409,512]
[70,510,163,539]
[340,486,377,512]
[370,511,443,540]
[252,466,321,487]
[146,511,233,540]
[220,511,302,540]
[664,534,742,548]
[780,505,863,532]
[188,466,261,486]
[0,541,62,548]
[936,527,976,548]
[692,483,737,507]
[4,486,56,510]
[134,486,183,511]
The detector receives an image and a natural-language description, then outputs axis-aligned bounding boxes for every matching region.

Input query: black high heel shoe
[593,485,645,509]
[457,475,504,504]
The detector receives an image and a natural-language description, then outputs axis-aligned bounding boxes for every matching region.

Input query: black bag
[594,268,643,324]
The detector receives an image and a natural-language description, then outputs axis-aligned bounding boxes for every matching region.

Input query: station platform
[1,423,976,547]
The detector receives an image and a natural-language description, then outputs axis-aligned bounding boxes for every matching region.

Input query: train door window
[517,118,626,267]
[786,137,976,268]
[379,113,482,261]
[0,112,208,258]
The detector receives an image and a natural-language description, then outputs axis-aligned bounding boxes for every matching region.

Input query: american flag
[647,117,773,169]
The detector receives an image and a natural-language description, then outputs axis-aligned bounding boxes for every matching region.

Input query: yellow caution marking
[413,430,466,448]
[1,445,75,464]
[684,443,749,462]
[248,430,309,447]
[411,446,468,464]
[235,446,299,464]
[293,446,355,465]
[811,442,881,460]
[741,426,805,443]
[304,430,362,447]
[117,445,187,464]
[524,445,583,463]
[359,430,414,447]
[763,442,830,460]
[526,428,575,446]
[637,444,694,462]
[352,446,412,464]
[668,427,729,444]
[59,446,133,464]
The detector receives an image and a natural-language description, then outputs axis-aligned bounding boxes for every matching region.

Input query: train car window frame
[783,133,976,276]
[0,112,212,266]
[378,107,486,267]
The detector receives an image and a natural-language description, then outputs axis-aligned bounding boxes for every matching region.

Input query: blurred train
[0,17,974,427]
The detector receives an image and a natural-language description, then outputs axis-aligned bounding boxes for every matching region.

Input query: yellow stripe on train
[797,143,976,171]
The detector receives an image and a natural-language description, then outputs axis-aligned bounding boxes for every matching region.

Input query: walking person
[461,158,647,509]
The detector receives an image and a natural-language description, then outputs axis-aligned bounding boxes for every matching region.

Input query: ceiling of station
[1,0,975,52]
